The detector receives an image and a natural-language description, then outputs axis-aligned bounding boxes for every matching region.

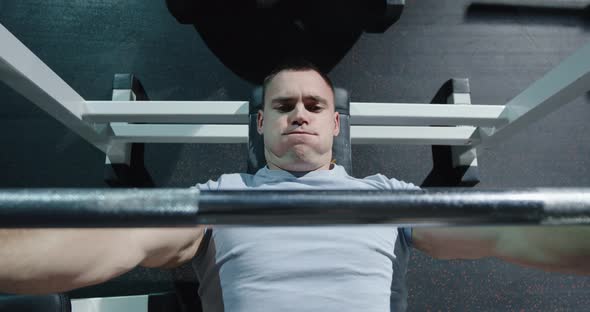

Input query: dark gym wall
[1,0,589,310]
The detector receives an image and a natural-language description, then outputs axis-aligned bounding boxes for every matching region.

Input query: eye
[276,105,292,113]
[307,105,323,112]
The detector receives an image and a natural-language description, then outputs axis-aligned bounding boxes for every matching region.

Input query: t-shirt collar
[255,164,347,180]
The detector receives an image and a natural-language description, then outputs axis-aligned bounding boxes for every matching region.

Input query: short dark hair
[261,60,334,110]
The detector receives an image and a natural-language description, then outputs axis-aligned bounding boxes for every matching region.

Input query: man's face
[257,70,340,171]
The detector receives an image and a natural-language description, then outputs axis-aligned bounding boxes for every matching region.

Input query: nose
[289,102,309,126]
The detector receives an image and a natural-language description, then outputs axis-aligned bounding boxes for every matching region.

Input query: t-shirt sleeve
[400,227,414,248]
[387,177,421,191]
[193,178,221,191]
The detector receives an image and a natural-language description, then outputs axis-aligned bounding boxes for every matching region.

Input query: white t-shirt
[193,165,419,312]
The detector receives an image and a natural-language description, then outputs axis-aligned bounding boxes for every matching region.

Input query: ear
[257,110,264,135]
[333,112,340,136]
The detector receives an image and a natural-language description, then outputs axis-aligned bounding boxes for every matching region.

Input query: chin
[277,153,332,172]
[266,145,331,171]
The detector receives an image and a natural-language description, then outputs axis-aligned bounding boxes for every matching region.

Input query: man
[1,63,589,311]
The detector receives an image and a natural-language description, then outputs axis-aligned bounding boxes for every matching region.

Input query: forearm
[0,227,203,294]
[494,226,590,274]
[0,229,145,294]
[414,225,590,274]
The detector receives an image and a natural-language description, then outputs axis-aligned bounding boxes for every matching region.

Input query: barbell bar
[0,188,589,227]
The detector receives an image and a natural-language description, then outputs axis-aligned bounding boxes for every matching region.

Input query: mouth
[284,131,316,136]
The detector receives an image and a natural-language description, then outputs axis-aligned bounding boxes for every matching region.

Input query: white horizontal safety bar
[110,124,249,144]
[108,124,479,146]
[85,101,250,124]
[83,101,507,127]
[351,126,479,145]
[350,102,505,127]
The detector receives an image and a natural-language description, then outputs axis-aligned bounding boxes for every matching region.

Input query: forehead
[265,70,334,105]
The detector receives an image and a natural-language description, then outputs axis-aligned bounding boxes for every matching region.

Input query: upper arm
[412,227,500,260]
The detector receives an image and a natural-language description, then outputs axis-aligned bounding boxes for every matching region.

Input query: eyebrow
[270,95,328,105]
